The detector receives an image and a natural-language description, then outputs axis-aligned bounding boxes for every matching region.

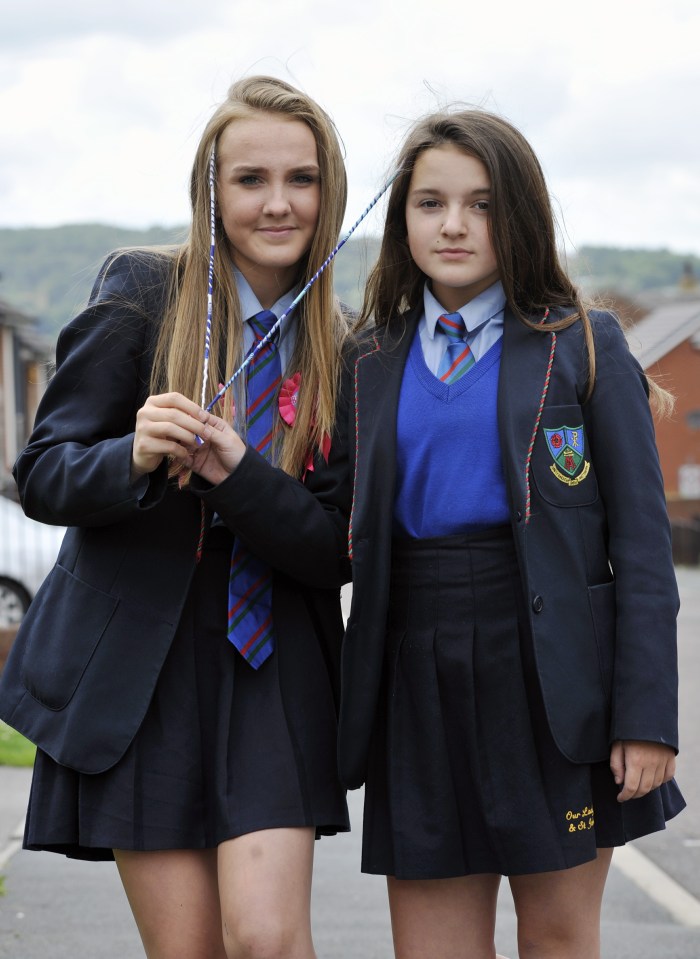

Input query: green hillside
[0,224,186,334]
[569,246,700,296]
[0,224,379,338]
[0,224,697,341]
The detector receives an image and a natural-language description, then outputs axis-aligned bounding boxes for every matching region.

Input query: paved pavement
[1,569,699,957]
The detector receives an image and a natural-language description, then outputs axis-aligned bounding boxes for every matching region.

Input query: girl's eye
[474,200,490,212]
[419,199,441,209]
[239,175,262,185]
[291,174,318,185]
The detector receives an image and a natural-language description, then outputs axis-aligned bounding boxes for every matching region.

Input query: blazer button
[532,595,544,613]
[515,510,523,522]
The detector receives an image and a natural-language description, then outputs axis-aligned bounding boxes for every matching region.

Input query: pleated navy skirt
[361,527,684,879]
[24,526,349,860]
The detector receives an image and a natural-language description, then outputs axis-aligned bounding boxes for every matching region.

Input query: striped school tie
[436,312,475,383]
[227,309,281,668]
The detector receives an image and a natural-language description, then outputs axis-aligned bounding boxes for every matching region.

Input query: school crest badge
[543,426,591,486]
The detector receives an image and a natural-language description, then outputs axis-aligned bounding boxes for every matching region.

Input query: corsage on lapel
[278,372,332,480]
[279,372,301,426]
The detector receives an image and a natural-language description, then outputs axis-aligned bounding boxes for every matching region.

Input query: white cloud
[1,0,698,254]
[0,0,232,46]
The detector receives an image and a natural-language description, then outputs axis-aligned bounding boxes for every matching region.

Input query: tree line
[0,224,697,339]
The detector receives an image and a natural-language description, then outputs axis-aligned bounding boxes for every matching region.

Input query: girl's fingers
[663,752,676,783]
[609,741,625,785]
[200,409,233,434]
[132,393,212,474]
[137,393,208,436]
[196,413,245,463]
[635,765,658,798]
[615,741,676,802]
[134,424,201,462]
[145,391,207,418]
[617,766,642,802]
[136,409,207,445]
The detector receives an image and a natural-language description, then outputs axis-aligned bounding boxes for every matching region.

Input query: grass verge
[0,722,36,767]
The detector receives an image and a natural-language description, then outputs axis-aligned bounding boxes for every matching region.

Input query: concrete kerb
[0,765,32,871]
[0,627,29,871]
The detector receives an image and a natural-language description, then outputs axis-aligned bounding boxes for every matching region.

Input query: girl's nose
[441,207,467,237]
[263,186,292,216]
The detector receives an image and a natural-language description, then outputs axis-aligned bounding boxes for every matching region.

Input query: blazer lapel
[498,305,558,518]
[350,307,420,554]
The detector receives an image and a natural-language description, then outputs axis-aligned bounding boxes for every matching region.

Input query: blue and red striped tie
[227,309,281,668]
[436,312,474,383]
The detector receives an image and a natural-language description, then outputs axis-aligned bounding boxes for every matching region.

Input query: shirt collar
[234,270,299,338]
[423,280,506,340]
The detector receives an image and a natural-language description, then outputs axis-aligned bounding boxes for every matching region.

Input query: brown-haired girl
[337,109,684,958]
[0,76,351,959]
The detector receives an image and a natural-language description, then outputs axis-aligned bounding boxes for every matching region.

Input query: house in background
[625,295,700,516]
[625,295,700,564]
[0,298,53,496]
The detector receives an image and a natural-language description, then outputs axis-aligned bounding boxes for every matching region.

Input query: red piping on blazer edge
[348,334,381,561]
[524,321,556,524]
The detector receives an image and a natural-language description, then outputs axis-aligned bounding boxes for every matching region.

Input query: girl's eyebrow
[409,186,491,197]
[228,163,321,175]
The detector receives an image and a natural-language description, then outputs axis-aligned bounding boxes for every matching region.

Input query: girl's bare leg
[217,826,317,959]
[115,848,227,959]
[509,848,613,959]
[387,873,502,959]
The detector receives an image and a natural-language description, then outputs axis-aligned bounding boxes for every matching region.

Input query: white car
[0,495,65,628]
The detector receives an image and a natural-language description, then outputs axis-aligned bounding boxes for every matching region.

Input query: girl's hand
[610,740,676,802]
[188,410,247,486]
[131,392,209,481]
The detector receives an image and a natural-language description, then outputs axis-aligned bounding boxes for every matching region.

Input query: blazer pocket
[587,580,616,698]
[532,404,598,507]
[20,564,118,710]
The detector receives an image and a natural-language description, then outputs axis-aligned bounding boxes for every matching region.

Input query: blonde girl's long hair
[150,75,349,477]
[361,109,673,415]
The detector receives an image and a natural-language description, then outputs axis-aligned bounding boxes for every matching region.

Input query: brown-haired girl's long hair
[150,75,348,477]
[361,109,672,413]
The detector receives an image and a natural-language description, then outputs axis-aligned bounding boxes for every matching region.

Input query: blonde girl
[1,76,352,959]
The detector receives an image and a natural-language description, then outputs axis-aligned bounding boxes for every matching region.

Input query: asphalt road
[0,568,698,958]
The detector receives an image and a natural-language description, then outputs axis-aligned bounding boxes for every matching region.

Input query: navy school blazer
[0,252,351,773]
[335,304,679,790]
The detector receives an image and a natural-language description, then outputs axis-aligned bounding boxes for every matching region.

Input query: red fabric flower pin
[279,372,331,479]
[279,372,301,426]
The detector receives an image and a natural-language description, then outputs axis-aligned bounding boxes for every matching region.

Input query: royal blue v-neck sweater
[393,331,509,539]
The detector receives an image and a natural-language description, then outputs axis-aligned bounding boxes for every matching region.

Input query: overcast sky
[2,0,699,255]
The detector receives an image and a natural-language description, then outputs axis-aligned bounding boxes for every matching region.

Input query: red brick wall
[0,628,17,675]
[646,338,700,519]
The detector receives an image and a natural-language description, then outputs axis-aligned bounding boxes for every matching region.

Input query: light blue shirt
[231,270,300,437]
[235,270,299,372]
[418,280,506,375]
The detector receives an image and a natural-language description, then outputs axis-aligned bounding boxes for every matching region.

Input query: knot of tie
[250,309,279,344]
[436,311,475,384]
[436,311,466,342]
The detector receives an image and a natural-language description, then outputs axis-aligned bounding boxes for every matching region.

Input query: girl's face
[217,113,321,306]
[405,145,499,312]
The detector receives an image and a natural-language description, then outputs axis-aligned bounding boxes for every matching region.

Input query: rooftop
[625,297,700,369]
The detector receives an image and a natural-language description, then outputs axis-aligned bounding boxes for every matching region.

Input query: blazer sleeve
[13,252,170,527]
[583,311,679,749]
[193,348,354,590]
